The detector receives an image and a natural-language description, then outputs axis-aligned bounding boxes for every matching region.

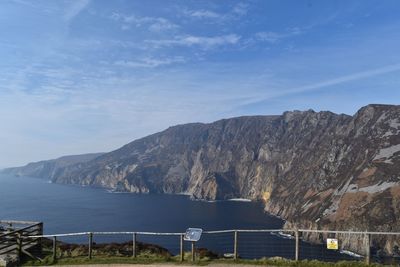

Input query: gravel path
[38,264,273,267]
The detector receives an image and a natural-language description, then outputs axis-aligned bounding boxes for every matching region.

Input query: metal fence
[299,229,400,265]
[21,228,400,265]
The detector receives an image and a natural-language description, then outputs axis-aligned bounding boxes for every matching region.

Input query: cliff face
[2,153,104,180]
[7,104,400,249]
[50,105,400,232]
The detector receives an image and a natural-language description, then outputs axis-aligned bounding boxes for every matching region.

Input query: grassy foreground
[23,253,382,267]
[22,240,383,266]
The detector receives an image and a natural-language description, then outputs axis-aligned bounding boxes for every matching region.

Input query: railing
[0,220,43,260]
[299,229,400,265]
[24,228,400,265]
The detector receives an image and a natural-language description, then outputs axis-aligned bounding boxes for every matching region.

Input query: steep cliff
[7,104,400,251]
[2,153,104,180]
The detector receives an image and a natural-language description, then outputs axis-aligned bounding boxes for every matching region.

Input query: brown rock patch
[304,189,316,199]
[390,186,400,198]
[334,192,371,221]
[357,167,377,187]
[318,189,333,200]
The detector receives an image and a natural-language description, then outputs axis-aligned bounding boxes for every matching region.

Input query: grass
[23,248,173,266]
[23,253,383,266]
[21,240,384,266]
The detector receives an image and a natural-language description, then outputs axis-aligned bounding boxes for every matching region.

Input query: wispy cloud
[232,2,249,16]
[12,0,38,8]
[110,12,178,32]
[64,0,91,21]
[146,34,241,49]
[254,32,283,43]
[182,2,249,22]
[114,56,185,68]
[254,27,304,44]
[244,63,400,105]
[184,9,221,19]
[287,63,400,93]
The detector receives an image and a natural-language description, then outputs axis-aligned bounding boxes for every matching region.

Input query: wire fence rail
[13,228,400,265]
[2,219,400,266]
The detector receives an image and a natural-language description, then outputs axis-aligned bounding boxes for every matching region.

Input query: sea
[0,173,360,261]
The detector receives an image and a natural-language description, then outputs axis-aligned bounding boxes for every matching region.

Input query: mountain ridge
[4,104,400,252]
[1,153,105,179]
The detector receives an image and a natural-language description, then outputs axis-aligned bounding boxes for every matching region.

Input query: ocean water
[0,174,282,233]
[0,173,358,261]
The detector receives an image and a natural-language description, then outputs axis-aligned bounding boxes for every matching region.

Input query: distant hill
[1,153,104,180]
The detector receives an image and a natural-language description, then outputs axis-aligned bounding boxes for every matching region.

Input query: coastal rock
[1,153,104,180]
[6,104,400,253]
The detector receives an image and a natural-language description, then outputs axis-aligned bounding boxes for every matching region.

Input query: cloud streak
[255,28,303,43]
[146,34,241,49]
[64,0,90,21]
[110,12,178,32]
[114,56,185,68]
[182,2,249,22]
[185,9,221,19]
[243,63,400,105]
[287,63,400,94]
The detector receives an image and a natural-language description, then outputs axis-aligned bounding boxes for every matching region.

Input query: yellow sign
[327,238,339,250]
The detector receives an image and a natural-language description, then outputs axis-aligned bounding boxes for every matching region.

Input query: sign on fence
[183,228,203,242]
[327,238,339,250]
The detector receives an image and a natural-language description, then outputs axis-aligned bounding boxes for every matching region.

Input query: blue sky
[1,0,400,167]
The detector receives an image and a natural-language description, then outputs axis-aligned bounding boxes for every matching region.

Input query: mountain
[6,104,400,252]
[1,153,104,180]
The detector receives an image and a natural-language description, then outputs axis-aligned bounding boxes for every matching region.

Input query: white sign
[183,228,203,242]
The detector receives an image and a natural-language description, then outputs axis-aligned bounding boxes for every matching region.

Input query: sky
[0,0,400,167]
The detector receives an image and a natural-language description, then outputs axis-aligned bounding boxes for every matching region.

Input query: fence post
[17,232,22,258]
[132,232,137,258]
[191,241,195,262]
[365,233,370,265]
[234,230,238,260]
[52,236,57,262]
[180,234,184,262]
[295,229,299,261]
[88,232,93,259]
[38,222,43,254]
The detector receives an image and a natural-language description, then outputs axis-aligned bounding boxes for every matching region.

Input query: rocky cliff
[1,153,104,180]
[6,104,400,252]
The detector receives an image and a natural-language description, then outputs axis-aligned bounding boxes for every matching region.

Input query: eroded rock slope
[6,104,400,250]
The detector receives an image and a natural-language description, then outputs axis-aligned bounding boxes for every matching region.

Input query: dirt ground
[39,264,272,267]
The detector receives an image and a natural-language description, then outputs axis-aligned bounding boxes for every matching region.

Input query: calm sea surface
[0,174,282,233]
[0,173,357,261]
